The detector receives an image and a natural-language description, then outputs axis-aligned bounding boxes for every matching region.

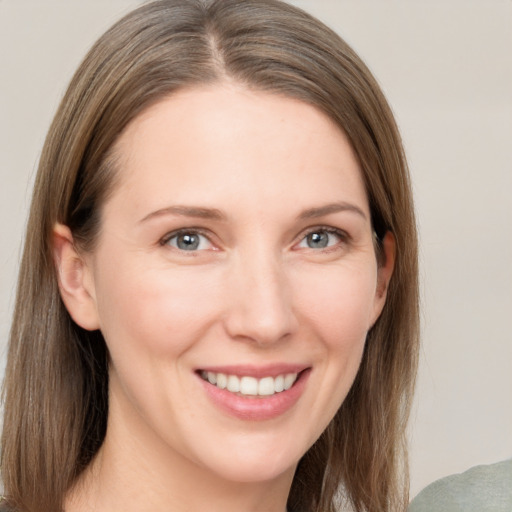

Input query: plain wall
[1,0,511,499]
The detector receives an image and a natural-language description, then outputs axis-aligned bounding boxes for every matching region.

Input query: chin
[206,455,297,485]
[188,429,309,485]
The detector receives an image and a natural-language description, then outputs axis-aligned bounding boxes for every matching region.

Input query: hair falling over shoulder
[1,1,419,511]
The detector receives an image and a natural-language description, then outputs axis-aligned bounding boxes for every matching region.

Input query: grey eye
[166,231,212,251]
[176,233,200,250]
[306,231,329,248]
[297,229,343,250]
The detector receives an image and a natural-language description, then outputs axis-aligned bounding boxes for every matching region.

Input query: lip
[197,363,308,379]
[197,365,311,421]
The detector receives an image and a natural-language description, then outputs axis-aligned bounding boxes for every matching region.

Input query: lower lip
[198,370,311,421]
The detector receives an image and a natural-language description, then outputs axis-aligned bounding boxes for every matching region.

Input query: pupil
[177,234,199,250]
[308,232,328,248]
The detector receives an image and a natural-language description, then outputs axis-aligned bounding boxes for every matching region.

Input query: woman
[0,1,419,511]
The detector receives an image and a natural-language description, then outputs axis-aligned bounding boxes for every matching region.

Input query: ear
[370,231,395,327]
[53,223,100,331]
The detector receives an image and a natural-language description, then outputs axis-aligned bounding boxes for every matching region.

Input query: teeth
[258,376,275,396]
[274,375,284,393]
[201,371,299,396]
[284,373,296,390]
[217,373,227,389]
[227,375,240,393]
[240,376,258,395]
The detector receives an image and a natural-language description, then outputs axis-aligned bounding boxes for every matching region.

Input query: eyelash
[159,226,350,253]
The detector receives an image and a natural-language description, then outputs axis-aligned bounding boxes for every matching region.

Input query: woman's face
[76,85,392,484]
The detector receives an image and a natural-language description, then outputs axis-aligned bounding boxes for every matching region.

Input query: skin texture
[55,84,394,512]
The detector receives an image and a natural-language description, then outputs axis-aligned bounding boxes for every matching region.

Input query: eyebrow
[139,205,227,223]
[139,201,367,224]
[298,202,367,221]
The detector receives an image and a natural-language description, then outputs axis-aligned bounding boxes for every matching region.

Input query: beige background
[1,0,511,499]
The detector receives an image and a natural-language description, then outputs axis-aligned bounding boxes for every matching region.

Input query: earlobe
[53,223,100,331]
[370,231,396,326]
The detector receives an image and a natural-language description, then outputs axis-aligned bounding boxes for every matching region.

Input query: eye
[162,230,213,251]
[296,228,345,250]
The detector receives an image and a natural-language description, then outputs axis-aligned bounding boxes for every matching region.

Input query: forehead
[107,84,368,219]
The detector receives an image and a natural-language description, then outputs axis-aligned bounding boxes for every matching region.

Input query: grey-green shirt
[409,459,512,512]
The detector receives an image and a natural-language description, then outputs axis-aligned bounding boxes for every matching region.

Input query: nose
[223,250,297,346]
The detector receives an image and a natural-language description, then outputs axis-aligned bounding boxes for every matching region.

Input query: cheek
[92,256,223,359]
[294,263,378,346]
[288,264,377,443]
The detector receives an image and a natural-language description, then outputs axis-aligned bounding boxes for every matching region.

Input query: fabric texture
[409,459,512,512]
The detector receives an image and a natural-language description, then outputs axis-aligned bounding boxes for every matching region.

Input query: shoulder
[409,459,512,512]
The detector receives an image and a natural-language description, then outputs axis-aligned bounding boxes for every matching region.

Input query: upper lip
[196,363,309,379]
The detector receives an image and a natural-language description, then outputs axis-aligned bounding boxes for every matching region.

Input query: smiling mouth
[199,371,299,397]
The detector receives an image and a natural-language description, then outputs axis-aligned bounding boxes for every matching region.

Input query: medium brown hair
[1,1,419,511]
